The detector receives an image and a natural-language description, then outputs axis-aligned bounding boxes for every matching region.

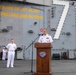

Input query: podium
[34,43,52,75]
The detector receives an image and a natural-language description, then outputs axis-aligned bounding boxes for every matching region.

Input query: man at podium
[38,28,53,43]
[35,28,53,75]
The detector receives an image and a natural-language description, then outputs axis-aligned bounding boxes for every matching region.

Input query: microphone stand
[24,35,40,75]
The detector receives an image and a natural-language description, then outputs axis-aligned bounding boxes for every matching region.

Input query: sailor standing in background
[38,28,53,43]
[2,47,7,60]
[6,39,17,68]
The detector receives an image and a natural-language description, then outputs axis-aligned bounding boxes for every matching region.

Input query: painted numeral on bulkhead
[53,0,69,39]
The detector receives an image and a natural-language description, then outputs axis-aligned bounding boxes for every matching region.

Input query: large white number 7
[53,0,69,39]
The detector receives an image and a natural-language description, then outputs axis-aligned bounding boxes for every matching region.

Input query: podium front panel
[37,49,51,73]
[35,43,52,75]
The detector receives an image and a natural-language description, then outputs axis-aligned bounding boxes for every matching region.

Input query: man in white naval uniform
[38,28,53,43]
[6,39,17,68]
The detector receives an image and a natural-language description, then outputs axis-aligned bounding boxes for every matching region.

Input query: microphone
[38,34,43,36]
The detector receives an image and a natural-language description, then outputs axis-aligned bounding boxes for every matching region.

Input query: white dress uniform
[6,43,17,68]
[38,34,53,43]
[2,49,7,60]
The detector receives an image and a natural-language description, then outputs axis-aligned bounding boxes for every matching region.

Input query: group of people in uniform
[1,28,53,68]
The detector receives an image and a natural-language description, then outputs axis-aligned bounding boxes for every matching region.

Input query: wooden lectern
[34,43,52,75]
